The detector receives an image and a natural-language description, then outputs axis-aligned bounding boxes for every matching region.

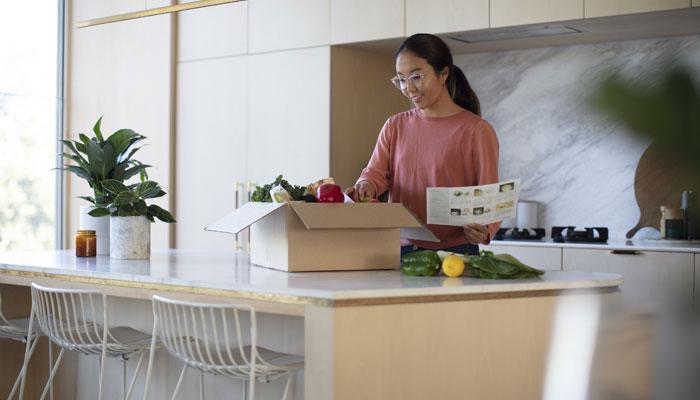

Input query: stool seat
[183,343,304,377]
[0,317,34,341]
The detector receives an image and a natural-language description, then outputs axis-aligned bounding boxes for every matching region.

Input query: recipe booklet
[426,179,520,226]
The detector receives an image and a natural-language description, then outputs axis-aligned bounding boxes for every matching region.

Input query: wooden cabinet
[247,47,331,186]
[330,0,404,44]
[563,248,694,310]
[490,0,583,28]
[406,0,488,35]
[248,0,330,53]
[585,0,690,18]
[175,56,248,250]
[480,244,562,270]
[178,0,248,61]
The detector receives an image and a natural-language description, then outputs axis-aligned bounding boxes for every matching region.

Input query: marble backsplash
[455,35,700,239]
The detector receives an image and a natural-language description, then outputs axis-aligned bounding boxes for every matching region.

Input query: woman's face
[394,50,448,110]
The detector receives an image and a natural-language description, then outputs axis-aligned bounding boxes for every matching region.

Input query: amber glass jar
[75,230,97,257]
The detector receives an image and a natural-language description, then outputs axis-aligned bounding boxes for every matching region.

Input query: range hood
[450,24,586,43]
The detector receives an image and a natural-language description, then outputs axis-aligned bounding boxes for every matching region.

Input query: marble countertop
[488,238,700,253]
[0,250,622,305]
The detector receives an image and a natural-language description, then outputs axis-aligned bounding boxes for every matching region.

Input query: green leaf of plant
[88,207,111,217]
[101,179,129,194]
[135,199,147,216]
[78,133,91,145]
[85,140,104,176]
[107,129,138,157]
[77,196,96,205]
[136,181,160,198]
[114,191,138,206]
[112,162,128,181]
[123,163,151,180]
[149,189,166,199]
[116,204,137,217]
[100,142,116,180]
[147,204,176,223]
[93,116,105,142]
[60,140,88,162]
[65,165,92,180]
[122,146,144,163]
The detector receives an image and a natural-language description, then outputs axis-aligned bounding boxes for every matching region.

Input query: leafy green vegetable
[466,250,544,279]
[251,175,307,202]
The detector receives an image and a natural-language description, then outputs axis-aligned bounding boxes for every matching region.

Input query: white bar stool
[19,283,160,400]
[144,295,304,400]
[1,288,53,400]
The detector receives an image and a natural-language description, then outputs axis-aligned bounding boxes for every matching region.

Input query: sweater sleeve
[472,120,501,240]
[356,117,393,196]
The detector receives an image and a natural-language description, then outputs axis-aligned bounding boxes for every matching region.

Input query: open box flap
[289,202,423,229]
[205,202,285,234]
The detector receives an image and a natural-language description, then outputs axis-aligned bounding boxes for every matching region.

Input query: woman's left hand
[463,223,490,245]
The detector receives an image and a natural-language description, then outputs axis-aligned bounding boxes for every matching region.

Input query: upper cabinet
[248,0,330,53]
[330,0,404,44]
[178,0,248,61]
[405,0,488,35]
[585,0,690,18]
[247,47,331,185]
[490,0,583,28]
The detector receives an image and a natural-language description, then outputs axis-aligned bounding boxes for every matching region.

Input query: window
[0,1,64,251]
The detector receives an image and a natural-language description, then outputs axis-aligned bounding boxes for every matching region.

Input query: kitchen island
[0,250,622,399]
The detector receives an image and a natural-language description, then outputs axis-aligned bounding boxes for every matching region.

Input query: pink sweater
[357,108,501,250]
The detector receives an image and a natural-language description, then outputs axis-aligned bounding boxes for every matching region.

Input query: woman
[345,33,500,257]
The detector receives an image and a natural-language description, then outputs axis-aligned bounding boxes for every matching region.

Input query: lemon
[441,255,465,277]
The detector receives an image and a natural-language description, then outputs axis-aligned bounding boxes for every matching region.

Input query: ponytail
[447,65,481,116]
[396,33,482,116]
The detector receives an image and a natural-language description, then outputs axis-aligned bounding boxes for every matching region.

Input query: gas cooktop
[551,226,609,243]
[494,228,546,241]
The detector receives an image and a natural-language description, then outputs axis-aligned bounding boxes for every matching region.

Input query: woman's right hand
[345,181,377,202]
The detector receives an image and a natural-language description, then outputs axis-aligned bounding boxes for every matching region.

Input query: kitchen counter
[0,249,621,307]
[489,238,700,253]
[0,250,621,399]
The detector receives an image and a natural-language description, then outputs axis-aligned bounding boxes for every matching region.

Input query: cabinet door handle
[611,249,641,255]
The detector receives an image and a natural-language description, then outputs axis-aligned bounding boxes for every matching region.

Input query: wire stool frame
[144,295,304,400]
[1,288,53,400]
[20,283,155,400]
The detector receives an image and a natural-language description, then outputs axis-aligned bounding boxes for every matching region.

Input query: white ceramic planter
[79,206,110,255]
[110,216,151,259]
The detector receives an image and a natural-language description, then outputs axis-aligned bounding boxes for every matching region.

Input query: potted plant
[89,179,175,259]
[61,117,149,255]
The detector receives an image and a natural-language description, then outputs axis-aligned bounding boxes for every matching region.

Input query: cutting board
[626,141,697,238]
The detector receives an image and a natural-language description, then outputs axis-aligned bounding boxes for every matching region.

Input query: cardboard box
[205,202,438,272]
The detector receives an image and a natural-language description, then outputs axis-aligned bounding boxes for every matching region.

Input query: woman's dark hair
[395,33,481,116]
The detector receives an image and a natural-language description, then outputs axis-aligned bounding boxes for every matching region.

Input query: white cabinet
[178,0,248,61]
[248,0,330,53]
[176,56,248,250]
[247,47,331,186]
[330,0,404,44]
[490,0,583,28]
[694,0,700,7]
[480,244,562,270]
[405,0,489,35]
[563,248,694,310]
[585,0,690,18]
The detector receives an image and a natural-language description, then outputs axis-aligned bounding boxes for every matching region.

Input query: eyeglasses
[390,73,425,91]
